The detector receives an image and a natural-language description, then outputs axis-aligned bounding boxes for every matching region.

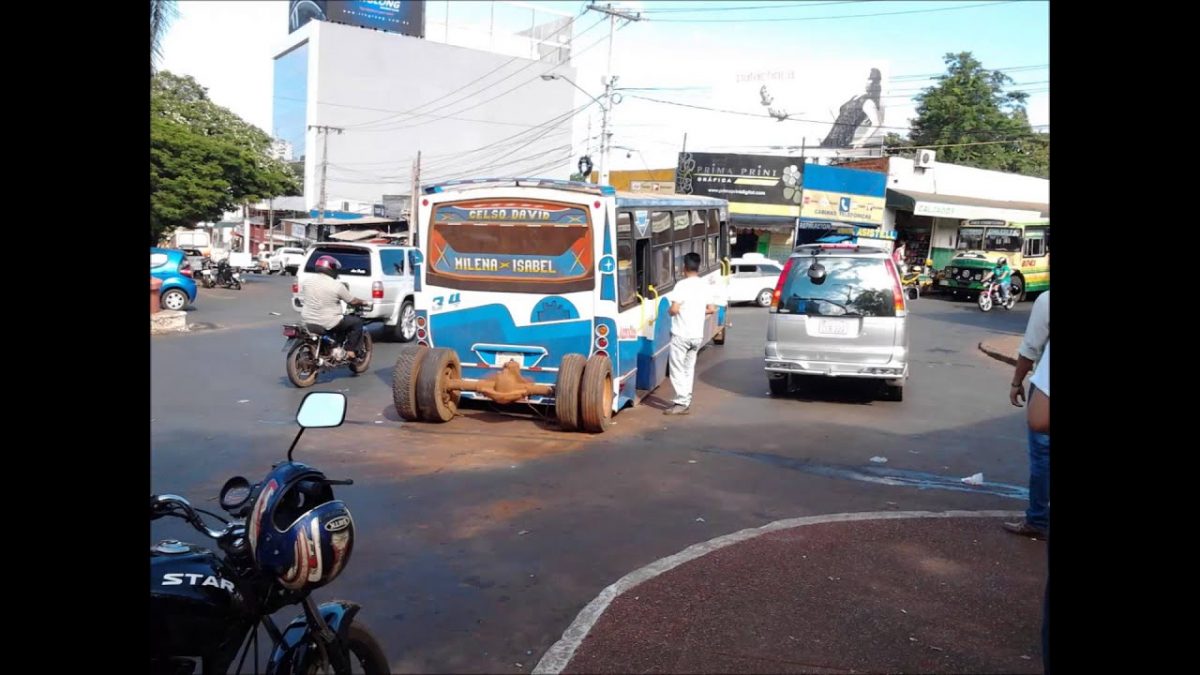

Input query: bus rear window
[427,199,595,293]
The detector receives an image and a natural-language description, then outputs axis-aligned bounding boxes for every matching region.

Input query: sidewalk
[979,335,1021,366]
[557,514,1046,674]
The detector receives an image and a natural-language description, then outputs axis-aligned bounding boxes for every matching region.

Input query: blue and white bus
[390,177,731,433]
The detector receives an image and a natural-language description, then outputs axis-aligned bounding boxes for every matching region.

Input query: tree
[150,0,178,74]
[906,52,1048,177]
[151,72,301,244]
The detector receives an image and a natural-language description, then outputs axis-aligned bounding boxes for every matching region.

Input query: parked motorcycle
[150,392,390,675]
[215,259,243,290]
[283,304,375,388]
[978,280,1016,312]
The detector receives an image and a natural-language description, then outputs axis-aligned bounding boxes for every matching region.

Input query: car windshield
[778,256,897,317]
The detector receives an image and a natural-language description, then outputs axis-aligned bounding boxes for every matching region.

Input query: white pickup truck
[271,247,308,276]
[291,242,418,342]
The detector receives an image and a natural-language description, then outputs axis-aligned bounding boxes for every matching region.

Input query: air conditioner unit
[915,149,936,168]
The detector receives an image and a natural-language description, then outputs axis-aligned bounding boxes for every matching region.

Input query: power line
[347,23,614,135]
[891,64,1048,81]
[641,1,870,13]
[648,1,1015,23]
[344,7,591,128]
[345,13,605,131]
[627,93,1047,140]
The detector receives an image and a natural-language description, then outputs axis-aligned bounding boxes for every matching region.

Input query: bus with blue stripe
[390,177,731,433]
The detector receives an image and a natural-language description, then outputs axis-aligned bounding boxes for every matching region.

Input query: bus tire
[579,353,614,434]
[392,344,429,421]
[417,348,460,423]
[555,353,586,431]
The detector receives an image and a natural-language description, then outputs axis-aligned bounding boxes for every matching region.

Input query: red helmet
[314,255,341,271]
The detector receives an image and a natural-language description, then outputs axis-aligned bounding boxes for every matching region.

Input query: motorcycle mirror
[219,476,253,511]
[296,392,347,429]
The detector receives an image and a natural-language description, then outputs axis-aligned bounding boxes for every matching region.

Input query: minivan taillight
[770,258,794,311]
[372,281,384,299]
[886,260,907,317]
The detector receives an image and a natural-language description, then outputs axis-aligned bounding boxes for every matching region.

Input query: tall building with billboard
[274,1,579,222]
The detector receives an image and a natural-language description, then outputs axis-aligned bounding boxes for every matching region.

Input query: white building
[272,13,579,217]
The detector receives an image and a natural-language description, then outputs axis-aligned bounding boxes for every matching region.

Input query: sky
[160,1,1048,173]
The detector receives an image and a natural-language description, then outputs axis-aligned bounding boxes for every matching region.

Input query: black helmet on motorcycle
[314,255,341,277]
[247,461,355,591]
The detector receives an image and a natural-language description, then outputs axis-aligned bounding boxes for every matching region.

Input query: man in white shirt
[1005,291,1050,537]
[664,252,716,415]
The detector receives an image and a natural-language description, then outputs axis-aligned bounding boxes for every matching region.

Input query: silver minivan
[764,244,909,401]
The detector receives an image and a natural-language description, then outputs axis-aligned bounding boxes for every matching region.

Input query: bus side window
[617,236,637,310]
[650,211,674,292]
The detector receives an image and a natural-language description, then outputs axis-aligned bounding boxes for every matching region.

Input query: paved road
[151,274,1036,673]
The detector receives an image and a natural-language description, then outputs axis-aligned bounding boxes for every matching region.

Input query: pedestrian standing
[663,252,716,416]
[1005,291,1050,537]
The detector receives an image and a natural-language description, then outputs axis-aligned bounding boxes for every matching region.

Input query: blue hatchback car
[151,248,198,310]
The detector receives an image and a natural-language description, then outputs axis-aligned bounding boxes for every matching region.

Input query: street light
[540,72,619,186]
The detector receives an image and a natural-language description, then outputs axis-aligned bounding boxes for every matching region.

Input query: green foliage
[905,52,1048,177]
[150,72,301,243]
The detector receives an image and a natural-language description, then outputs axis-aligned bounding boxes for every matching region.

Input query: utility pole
[410,151,421,247]
[587,3,641,186]
[267,197,274,253]
[309,125,343,242]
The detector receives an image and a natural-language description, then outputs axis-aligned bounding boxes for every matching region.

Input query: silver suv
[764,244,909,401]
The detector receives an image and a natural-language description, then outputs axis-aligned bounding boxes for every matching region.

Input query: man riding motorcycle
[302,255,369,359]
[981,256,1014,305]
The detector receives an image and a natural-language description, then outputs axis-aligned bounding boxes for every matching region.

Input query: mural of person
[820,68,884,149]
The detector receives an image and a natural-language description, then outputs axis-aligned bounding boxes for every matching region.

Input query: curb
[978,340,1017,366]
[151,310,189,334]
[533,509,1022,675]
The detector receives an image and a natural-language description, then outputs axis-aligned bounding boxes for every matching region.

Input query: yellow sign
[729,201,801,217]
[800,190,885,226]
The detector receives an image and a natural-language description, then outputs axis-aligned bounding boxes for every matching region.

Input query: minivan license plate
[818,320,850,335]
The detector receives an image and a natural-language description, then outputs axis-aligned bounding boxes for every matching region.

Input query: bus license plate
[496,353,524,367]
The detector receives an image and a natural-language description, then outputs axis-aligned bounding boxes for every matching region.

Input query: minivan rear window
[304,246,372,276]
[778,256,897,317]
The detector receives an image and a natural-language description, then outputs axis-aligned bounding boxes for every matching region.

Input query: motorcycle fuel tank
[150,540,248,657]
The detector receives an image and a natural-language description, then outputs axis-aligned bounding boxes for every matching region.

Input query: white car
[727,253,786,306]
[291,242,419,342]
[272,247,307,276]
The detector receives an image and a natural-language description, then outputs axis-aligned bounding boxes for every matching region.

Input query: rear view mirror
[296,392,347,428]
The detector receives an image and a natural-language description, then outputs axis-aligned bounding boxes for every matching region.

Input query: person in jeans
[664,252,715,415]
[1026,342,1050,673]
[1005,291,1050,537]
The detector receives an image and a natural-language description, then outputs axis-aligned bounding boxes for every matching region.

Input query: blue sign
[598,255,616,273]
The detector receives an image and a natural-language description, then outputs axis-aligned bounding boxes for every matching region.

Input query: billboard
[289,1,425,38]
[676,152,804,216]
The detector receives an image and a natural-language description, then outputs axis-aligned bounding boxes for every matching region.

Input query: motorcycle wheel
[233,279,242,290]
[287,342,319,388]
[303,620,390,675]
[978,291,993,312]
[350,332,373,374]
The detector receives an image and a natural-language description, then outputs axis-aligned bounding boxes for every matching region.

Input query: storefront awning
[887,189,1048,220]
